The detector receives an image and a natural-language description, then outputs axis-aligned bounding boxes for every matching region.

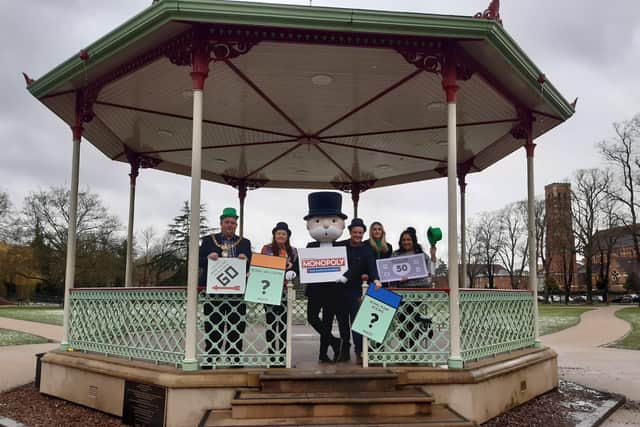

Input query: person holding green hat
[199,207,252,367]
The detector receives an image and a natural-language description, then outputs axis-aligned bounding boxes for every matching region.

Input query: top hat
[220,207,239,221]
[272,221,292,236]
[427,226,443,246]
[303,192,348,220]
[348,218,367,232]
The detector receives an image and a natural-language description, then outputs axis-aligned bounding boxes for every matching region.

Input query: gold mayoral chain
[212,234,242,258]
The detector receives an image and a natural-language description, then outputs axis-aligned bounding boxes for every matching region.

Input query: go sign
[207,258,247,294]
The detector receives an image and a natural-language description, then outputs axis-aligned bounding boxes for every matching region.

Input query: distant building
[587,225,640,293]
[544,183,578,290]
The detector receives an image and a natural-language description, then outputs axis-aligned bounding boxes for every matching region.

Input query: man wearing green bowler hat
[199,207,252,367]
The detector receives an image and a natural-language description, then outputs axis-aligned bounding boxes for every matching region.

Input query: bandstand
[26,1,573,425]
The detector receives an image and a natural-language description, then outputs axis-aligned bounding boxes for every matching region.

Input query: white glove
[336,275,348,284]
[285,271,297,281]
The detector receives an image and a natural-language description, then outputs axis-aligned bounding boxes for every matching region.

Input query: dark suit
[199,233,251,363]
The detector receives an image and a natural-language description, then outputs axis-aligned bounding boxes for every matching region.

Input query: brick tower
[544,183,578,290]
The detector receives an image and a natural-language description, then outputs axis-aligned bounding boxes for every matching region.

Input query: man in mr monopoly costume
[304,192,347,363]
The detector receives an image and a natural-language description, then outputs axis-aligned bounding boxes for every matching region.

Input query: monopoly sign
[298,246,348,284]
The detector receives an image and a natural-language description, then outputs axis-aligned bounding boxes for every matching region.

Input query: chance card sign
[298,246,348,284]
[351,284,402,343]
[376,253,428,282]
[206,258,247,294]
[244,254,287,306]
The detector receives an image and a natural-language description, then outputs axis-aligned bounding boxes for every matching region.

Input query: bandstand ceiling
[29,0,574,190]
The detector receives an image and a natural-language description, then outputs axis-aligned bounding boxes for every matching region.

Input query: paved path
[0,318,63,393]
[541,305,639,426]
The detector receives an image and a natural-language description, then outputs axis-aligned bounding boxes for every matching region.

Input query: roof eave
[28,0,574,120]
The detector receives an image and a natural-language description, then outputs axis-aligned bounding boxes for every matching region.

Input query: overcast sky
[2,0,640,258]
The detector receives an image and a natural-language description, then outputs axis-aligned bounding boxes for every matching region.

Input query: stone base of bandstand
[39,347,557,426]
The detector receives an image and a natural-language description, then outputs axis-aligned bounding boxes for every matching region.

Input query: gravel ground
[0,383,123,426]
[483,380,628,427]
[0,380,633,427]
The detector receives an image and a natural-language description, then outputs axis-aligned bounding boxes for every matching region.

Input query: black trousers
[204,299,246,358]
[318,289,351,355]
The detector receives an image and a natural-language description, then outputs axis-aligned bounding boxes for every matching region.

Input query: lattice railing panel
[368,290,450,366]
[198,292,287,368]
[69,288,187,365]
[460,290,535,362]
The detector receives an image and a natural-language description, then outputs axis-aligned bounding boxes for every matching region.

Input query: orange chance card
[250,253,287,270]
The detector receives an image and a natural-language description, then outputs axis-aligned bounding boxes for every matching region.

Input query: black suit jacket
[198,233,252,286]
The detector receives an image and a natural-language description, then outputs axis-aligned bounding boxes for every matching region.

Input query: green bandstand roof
[28,0,574,189]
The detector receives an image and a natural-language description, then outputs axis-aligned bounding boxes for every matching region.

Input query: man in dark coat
[199,207,251,367]
[339,218,381,363]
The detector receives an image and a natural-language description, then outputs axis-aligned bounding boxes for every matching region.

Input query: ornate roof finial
[22,72,35,86]
[474,0,502,24]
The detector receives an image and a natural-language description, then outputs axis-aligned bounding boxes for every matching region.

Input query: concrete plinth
[39,347,557,426]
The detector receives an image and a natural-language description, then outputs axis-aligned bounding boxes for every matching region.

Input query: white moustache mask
[308,225,343,242]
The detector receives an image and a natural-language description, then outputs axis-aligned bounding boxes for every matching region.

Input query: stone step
[203,404,475,427]
[230,389,433,419]
[260,369,398,393]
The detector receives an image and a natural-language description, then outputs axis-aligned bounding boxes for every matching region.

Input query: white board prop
[206,258,247,294]
[376,253,428,282]
[297,246,348,284]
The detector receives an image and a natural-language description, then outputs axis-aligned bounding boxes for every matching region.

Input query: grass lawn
[612,307,640,350]
[0,328,48,346]
[0,307,63,326]
[538,305,594,336]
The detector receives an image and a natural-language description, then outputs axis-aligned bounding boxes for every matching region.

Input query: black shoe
[337,351,351,362]
[318,354,332,363]
[330,337,343,362]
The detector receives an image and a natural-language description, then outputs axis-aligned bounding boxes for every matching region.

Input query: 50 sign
[393,263,410,274]
[207,258,247,294]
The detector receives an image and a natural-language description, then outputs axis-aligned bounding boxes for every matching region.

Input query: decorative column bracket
[222,175,269,192]
[166,26,259,67]
[396,42,474,81]
[332,180,377,218]
[124,147,162,184]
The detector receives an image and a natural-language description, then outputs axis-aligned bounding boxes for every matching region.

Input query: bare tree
[535,198,553,302]
[497,201,529,289]
[476,211,504,288]
[593,198,623,303]
[464,220,485,288]
[0,191,12,242]
[599,114,640,265]
[137,226,157,286]
[571,168,613,303]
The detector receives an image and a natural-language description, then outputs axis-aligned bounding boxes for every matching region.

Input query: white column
[361,280,369,368]
[124,177,136,287]
[460,182,467,288]
[526,142,540,344]
[286,279,294,369]
[447,99,462,368]
[183,87,204,371]
[61,127,82,349]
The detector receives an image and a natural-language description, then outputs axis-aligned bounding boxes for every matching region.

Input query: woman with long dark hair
[260,222,298,367]
[390,227,437,353]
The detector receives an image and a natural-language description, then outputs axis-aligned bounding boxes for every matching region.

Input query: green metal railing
[69,287,187,365]
[368,290,451,366]
[68,287,536,368]
[459,289,536,362]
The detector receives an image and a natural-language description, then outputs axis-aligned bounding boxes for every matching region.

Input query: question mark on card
[261,280,270,294]
[369,313,379,328]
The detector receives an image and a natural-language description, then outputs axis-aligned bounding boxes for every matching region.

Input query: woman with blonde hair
[366,221,393,260]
